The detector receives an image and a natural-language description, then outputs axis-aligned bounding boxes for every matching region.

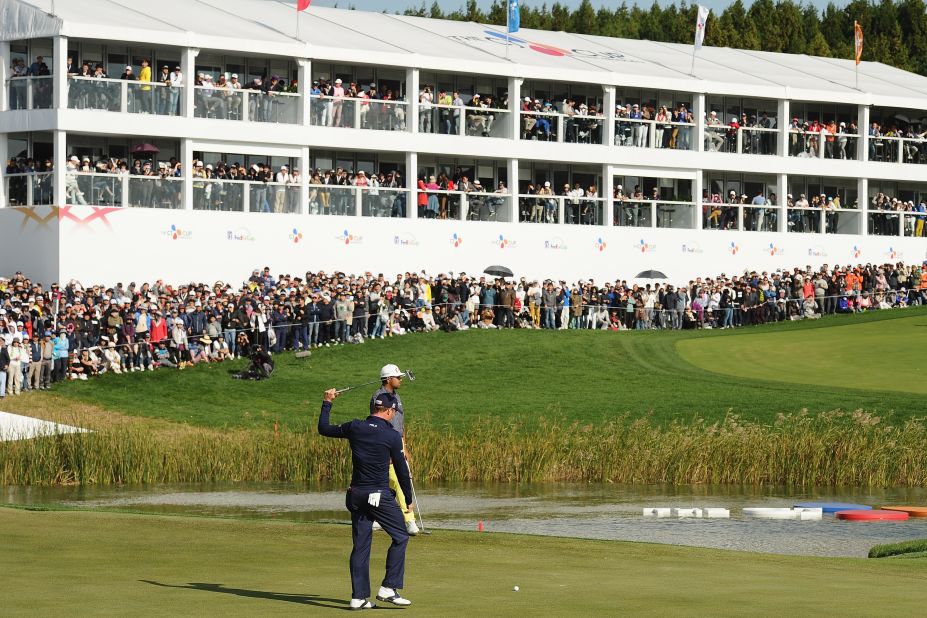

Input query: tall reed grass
[2,410,925,487]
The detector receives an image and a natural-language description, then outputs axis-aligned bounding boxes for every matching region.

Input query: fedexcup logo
[544,237,567,250]
[807,246,827,257]
[227,228,255,242]
[681,242,704,254]
[446,30,640,63]
[162,224,191,240]
[394,233,419,247]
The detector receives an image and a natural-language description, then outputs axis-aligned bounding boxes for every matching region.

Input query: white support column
[858,177,868,235]
[406,68,419,135]
[53,130,66,206]
[297,59,311,126]
[181,138,194,211]
[693,93,706,153]
[182,48,200,118]
[0,136,7,207]
[299,146,310,214]
[776,173,788,233]
[694,171,704,230]
[602,164,613,227]
[777,99,789,158]
[508,77,522,141]
[0,41,9,111]
[53,36,67,109]
[507,157,519,222]
[858,104,869,162]
[405,151,417,219]
[602,85,615,147]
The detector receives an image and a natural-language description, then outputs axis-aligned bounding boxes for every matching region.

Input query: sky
[306,0,842,15]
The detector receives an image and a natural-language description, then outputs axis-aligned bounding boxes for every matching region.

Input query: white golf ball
[513,586,519,592]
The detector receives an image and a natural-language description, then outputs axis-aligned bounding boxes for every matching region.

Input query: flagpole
[854,21,859,91]
[506,3,510,61]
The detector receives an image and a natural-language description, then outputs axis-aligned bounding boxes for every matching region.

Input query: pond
[4,482,926,558]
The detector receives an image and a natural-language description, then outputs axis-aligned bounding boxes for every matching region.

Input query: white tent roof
[4,0,927,108]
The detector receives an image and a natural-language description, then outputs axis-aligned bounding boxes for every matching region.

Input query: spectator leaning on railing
[0,262,925,393]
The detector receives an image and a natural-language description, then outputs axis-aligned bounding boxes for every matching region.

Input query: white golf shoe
[376,587,412,606]
[349,598,375,610]
[405,519,420,535]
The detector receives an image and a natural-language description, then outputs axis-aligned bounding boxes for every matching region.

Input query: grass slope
[870,538,927,559]
[677,312,927,395]
[3,507,927,616]
[50,306,927,430]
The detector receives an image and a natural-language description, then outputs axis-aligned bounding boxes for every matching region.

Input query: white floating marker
[702,508,731,519]
[643,507,672,518]
[672,507,703,518]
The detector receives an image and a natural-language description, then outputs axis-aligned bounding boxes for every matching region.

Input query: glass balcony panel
[903,213,926,237]
[702,204,741,230]
[31,172,54,205]
[741,206,779,231]
[827,210,860,235]
[6,76,52,110]
[868,211,901,236]
[193,86,243,120]
[5,175,28,206]
[463,107,509,138]
[786,208,824,234]
[788,130,860,159]
[125,82,175,116]
[66,77,122,112]
[360,187,407,217]
[464,191,509,221]
[518,194,561,224]
[521,111,559,141]
[127,175,183,209]
[306,184,356,216]
[564,197,605,225]
[655,202,696,229]
[614,200,654,227]
[739,128,778,156]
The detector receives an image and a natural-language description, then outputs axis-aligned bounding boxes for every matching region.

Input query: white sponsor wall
[1,205,925,285]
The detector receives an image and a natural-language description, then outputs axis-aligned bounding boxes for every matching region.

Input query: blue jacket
[317,400,412,506]
[53,335,69,360]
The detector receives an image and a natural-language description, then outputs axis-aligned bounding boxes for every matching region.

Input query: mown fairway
[3,507,927,616]
[50,307,927,429]
[677,311,927,395]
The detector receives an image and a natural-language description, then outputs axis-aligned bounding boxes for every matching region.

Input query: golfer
[318,388,413,610]
[371,364,419,535]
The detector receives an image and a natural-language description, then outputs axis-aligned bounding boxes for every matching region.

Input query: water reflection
[4,482,926,558]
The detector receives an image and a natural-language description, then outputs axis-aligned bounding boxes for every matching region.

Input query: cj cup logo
[595,237,607,252]
[681,242,704,255]
[493,233,516,249]
[636,239,656,253]
[886,246,902,260]
[289,228,303,244]
[394,233,419,247]
[767,243,785,256]
[544,237,567,251]
[851,245,862,259]
[728,241,740,255]
[336,229,362,245]
[162,224,191,240]
[450,232,463,248]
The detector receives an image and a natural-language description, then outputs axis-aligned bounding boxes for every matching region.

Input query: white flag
[694,5,710,51]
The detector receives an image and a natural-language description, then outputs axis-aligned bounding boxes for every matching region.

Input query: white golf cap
[380,364,402,379]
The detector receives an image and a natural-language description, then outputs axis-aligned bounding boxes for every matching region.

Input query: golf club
[406,460,431,536]
[335,369,416,394]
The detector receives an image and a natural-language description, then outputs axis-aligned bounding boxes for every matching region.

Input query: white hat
[380,364,403,379]
[205,164,213,170]
[231,73,238,78]
[524,97,531,102]
[335,78,342,84]
[544,181,551,187]
[69,155,79,163]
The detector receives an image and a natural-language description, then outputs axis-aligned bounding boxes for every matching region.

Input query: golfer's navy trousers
[346,487,409,599]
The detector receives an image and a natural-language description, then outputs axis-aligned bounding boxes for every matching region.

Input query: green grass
[677,311,927,395]
[50,306,927,430]
[870,538,927,559]
[3,507,926,616]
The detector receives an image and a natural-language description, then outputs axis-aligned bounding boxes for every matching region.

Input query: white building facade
[1,0,926,285]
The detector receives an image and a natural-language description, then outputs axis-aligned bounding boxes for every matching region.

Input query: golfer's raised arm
[318,388,348,438]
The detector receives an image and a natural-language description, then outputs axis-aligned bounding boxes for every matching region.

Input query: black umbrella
[484,265,514,278]
[636,270,668,279]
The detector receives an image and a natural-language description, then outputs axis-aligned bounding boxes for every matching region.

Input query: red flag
[297,0,311,10]
[854,21,863,65]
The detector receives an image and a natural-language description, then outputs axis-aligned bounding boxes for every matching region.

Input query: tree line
[398,0,927,77]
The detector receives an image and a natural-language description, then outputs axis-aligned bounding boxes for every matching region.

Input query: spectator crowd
[1,261,925,397]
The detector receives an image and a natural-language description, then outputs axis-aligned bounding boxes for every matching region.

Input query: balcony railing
[309,95,408,131]
[614,118,695,150]
[67,76,182,116]
[414,189,512,221]
[6,75,53,110]
[3,172,53,206]
[788,129,860,160]
[194,87,299,123]
[421,104,511,138]
[518,110,604,144]
[65,171,183,208]
[868,135,927,165]
[614,199,695,228]
[704,125,778,155]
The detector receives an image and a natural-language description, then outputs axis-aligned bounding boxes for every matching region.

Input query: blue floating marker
[794,502,872,513]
